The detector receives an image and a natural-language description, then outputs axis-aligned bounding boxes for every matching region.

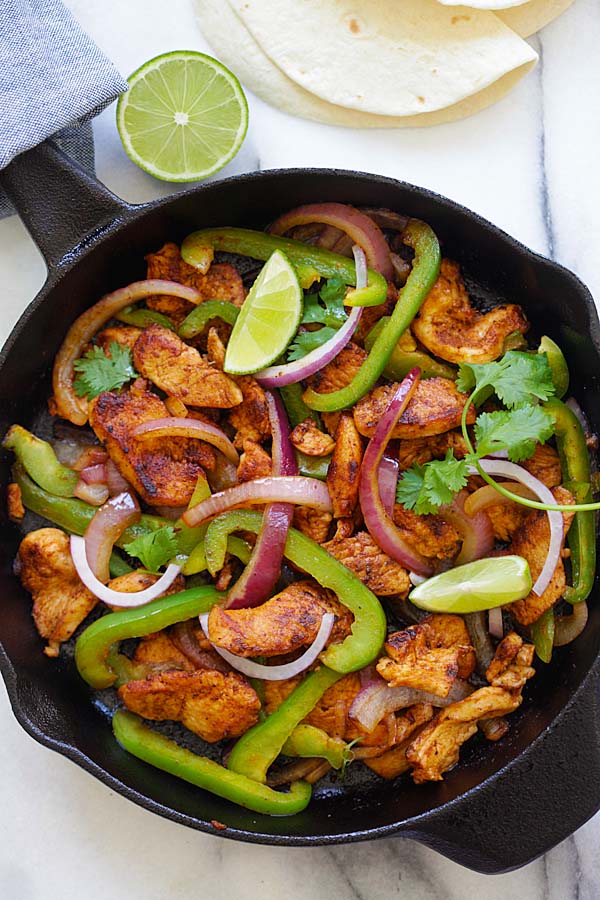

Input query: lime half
[117,51,248,182]
[409,555,532,614]
[224,250,302,375]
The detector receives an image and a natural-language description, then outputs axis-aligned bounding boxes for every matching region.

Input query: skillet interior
[1,167,599,871]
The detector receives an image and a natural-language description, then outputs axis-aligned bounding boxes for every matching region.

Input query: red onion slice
[255,306,363,388]
[83,491,141,582]
[74,480,110,506]
[471,459,563,597]
[377,451,399,519]
[71,535,181,607]
[488,607,504,639]
[106,459,132,496]
[359,370,434,577]
[182,476,332,528]
[134,417,239,465]
[269,202,394,280]
[80,463,108,485]
[349,676,473,733]
[441,490,495,566]
[226,392,297,609]
[199,612,334,680]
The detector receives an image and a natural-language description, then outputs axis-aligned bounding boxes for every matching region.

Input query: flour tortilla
[195,0,535,128]
[496,0,574,36]
[227,0,537,118]
[437,0,530,10]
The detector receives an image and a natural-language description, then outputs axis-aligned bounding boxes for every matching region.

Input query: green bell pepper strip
[116,306,175,331]
[302,219,441,412]
[295,454,330,481]
[75,585,224,689]
[182,534,252,576]
[530,607,555,663]
[204,510,387,673]
[178,300,239,339]
[109,552,134,578]
[539,336,569,399]
[227,665,343,783]
[279,384,330,480]
[113,710,312,816]
[546,398,595,603]
[364,318,456,381]
[282,724,348,769]
[4,425,78,496]
[180,227,388,308]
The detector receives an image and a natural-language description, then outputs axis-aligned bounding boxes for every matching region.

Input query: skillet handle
[404,670,600,873]
[0,140,133,270]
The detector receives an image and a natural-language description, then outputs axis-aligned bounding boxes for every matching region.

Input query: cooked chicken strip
[304,343,366,397]
[412,259,529,364]
[354,378,476,439]
[17,528,97,657]
[133,324,242,408]
[323,531,410,597]
[89,379,214,507]
[363,704,435,779]
[485,632,535,693]
[228,375,272,448]
[145,242,245,324]
[95,325,143,353]
[290,418,335,457]
[118,669,260,742]
[326,412,362,519]
[237,438,272,482]
[206,580,353,658]
[397,431,470,470]
[292,506,333,544]
[393,505,461,560]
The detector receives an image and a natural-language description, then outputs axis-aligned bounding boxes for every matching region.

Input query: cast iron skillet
[1,143,599,874]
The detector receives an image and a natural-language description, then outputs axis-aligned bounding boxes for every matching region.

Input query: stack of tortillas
[194,0,573,127]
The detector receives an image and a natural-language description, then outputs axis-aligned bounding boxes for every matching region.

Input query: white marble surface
[1,0,600,896]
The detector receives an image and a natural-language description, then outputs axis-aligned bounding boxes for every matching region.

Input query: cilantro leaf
[301,277,347,328]
[73,341,138,400]
[474,404,555,462]
[456,351,555,408]
[287,327,338,361]
[396,451,470,515]
[123,526,179,573]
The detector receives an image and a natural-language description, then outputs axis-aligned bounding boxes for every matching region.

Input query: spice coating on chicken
[509,486,575,625]
[133,324,243,408]
[392,505,461,560]
[293,506,333,544]
[326,412,362,519]
[237,439,272,483]
[206,580,353,658]
[354,378,476,439]
[412,259,529,364]
[363,704,435,779]
[227,375,272,448]
[485,632,535,693]
[17,528,97,656]
[118,669,260,742]
[323,531,411,597]
[290,418,335,457]
[145,242,245,323]
[377,616,475,698]
[397,430,470,470]
[304,343,366,397]
[89,379,213,507]
[95,325,143,354]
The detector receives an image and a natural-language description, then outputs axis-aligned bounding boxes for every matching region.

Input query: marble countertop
[1,0,600,896]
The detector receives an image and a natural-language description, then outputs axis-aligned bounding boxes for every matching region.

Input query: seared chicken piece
[89,379,213,507]
[290,418,335,457]
[406,685,523,783]
[133,324,242,408]
[323,531,410,597]
[304,343,366,397]
[354,378,476,439]
[106,571,185,611]
[522,443,563,488]
[355,282,398,342]
[377,616,474,698]
[95,325,143,354]
[228,375,272,448]
[412,259,529,364]
[485,502,530,543]
[398,430,469,470]
[293,506,333,544]
[118,669,260,742]
[17,528,97,656]
[206,326,227,369]
[326,412,362,519]
[206,580,353,658]
[237,439,272,483]
[485,632,535,693]
[393,505,461,561]
[7,483,25,522]
[509,486,575,625]
[363,704,435,779]
[132,629,196,673]
[145,242,245,324]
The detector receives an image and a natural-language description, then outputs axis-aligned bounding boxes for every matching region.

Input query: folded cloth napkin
[0,0,127,216]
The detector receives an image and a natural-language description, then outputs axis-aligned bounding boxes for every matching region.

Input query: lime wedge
[224,250,302,375]
[117,51,248,182]
[409,555,532,614]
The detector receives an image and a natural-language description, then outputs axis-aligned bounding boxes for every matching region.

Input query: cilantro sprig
[288,277,348,361]
[396,352,557,514]
[123,526,179,573]
[73,341,138,400]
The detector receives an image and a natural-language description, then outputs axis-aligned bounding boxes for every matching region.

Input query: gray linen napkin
[0,0,128,216]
